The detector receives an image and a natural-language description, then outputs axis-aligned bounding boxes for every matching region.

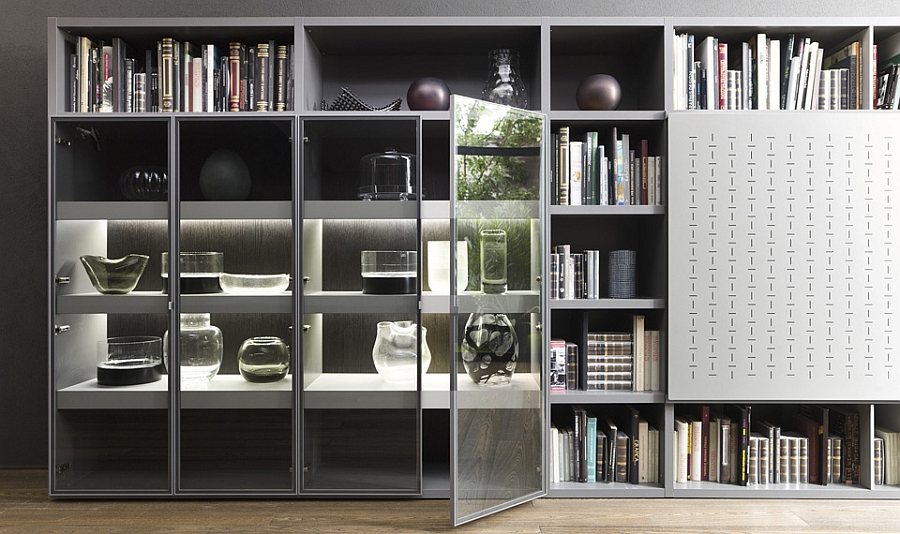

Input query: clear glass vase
[163,313,223,386]
[372,321,431,383]
[482,49,528,109]
[238,336,290,383]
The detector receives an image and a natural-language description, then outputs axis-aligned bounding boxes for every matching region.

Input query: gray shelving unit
[47,15,900,518]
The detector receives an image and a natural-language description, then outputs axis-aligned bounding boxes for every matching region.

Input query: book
[874,437,884,485]
[569,140,583,206]
[828,406,860,484]
[768,38,781,109]
[753,419,781,485]
[797,405,830,485]
[829,435,842,484]
[780,33,796,109]
[586,415,598,483]
[275,45,289,111]
[713,412,732,484]
[565,342,579,391]
[638,417,650,484]
[726,404,751,486]
[159,38,176,112]
[615,431,630,483]
[549,338,566,392]
[674,417,689,483]
[557,126,570,205]
[599,415,619,483]
[692,405,711,481]
[748,434,760,485]
[632,315,645,392]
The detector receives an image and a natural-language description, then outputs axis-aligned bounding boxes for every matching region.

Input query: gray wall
[1,1,895,468]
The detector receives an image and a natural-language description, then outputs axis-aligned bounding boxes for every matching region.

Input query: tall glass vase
[460,312,518,386]
[163,313,223,386]
[481,49,528,109]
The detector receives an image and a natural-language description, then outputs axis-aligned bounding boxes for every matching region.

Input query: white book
[754,33,768,109]
[621,134,631,205]
[638,418,650,483]
[803,42,821,110]
[819,69,831,110]
[742,41,751,110]
[569,140,583,206]
[768,39,781,110]
[796,38,813,109]
[550,425,559,483]
[675,418,689,483]
[647,156,656,205]
[598,145,608,205]
[649,426,660,484]
[674,33,685,110]
[786,56,801,110]
[808,47,824,110]
[830,68,841,110]
[643,329,652,391]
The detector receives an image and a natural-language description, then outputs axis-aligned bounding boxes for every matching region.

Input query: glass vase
[238,336,290,383]
[372,321,432,383]
[481,49,528,109]
[163,313,223,386]
[480,229,507,294]
[460,312,518,386]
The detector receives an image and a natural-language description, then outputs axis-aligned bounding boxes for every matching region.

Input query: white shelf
[56,374,294,410]
[302,291,418,314]
[549,297,665,310]
[57,291,169,314]
[303,200,418,220]
[303,372,541,410]
[180,293,293,314]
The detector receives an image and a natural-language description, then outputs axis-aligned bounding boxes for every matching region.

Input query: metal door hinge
[55,276,71,284]
[54,325,70,334]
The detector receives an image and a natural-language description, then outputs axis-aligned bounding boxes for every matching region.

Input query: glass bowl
[80,254,149,295]
[96,335,163,386]
[161,252,224,293]
[219,273,290,294]
[361,250,417,294]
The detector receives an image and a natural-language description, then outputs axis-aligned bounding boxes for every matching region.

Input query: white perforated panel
[669,113,896,401]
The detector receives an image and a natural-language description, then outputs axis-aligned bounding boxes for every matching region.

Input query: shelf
[550,298,665,310]
[455,200,540,220]
[550,390,666,404]
[181,201,292,220]
[303,200,418,220]
[57,201,168,220]
[57,375,294,410]
[549,205,665,216]
[303,372,541,410]
[457,291,541,314]
[548,481,665,498]
[57,292,169,314]
[671,481,887,499]
[548,110,667,122]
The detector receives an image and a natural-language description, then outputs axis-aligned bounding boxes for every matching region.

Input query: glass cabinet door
[175,117,296,494]
[50,117,172,494]
[300,116,422,495]
[450,96,546,525]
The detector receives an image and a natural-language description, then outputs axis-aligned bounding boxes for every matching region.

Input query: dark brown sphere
[407,77,451,111]
[575,74,622,110]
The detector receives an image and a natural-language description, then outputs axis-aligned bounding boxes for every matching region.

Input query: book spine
[569,141,583,206]
[565,342,579,391]
[558,127,570,205]
[229,42,242,112]
[275,45,288,111]
[133,72,146,113]
[615,431,629,482]
[160,38,175,112]
[549,339,566,391]
[256,43,269,112]
[124,58,134,113]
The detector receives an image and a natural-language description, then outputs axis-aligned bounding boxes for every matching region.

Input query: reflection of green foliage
[455,100,543,201]
[457,218,534,291]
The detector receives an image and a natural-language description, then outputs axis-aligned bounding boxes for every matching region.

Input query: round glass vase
[163,313,223,386]
[372,321,432,383]
[460,312,518,386]
[481,48,528,109]
[237,336,290,383]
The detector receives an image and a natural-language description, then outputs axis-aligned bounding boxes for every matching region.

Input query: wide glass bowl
[80,254,149,295]
[96,335,163,386]
[361,250,417,294]
[161,252,224,293]
[220,273,290,294]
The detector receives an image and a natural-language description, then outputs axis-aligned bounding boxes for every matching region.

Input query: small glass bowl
[80,254,149,295]
[219,273,290,294]
[97,335,163,386]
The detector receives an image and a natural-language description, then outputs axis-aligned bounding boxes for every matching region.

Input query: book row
[674,33,868,111]
[551,405,660,485]
[550,318,661,393]
[550,245,637,300]
[70,35,293,113]
[876,54,900,109]
[673,405,874,487]
[551,127,664,206]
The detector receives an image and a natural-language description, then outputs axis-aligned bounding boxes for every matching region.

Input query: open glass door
[451,95,546,525]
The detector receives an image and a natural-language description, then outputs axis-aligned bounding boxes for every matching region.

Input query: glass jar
[237,336,290,383]
[482,49,528,109]
[372,321,432,383]
[480,229,507,294]
[163,313,223,386]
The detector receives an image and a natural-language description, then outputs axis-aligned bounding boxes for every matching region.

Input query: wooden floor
[2,470,900,533]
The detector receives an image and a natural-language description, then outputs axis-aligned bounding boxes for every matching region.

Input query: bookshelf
[47,16,900,518]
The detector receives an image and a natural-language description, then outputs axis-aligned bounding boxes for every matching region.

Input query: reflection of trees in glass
[455,99,543,201]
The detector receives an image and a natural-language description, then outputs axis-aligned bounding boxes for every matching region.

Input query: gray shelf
[56,292,169,314]
[302,291,417,314]
[550,391,666,404]
[181,201,292,220]
[548,482,666,498]
[549,298,666,310]
[57,201,167,221]
[302,200,418,220]
[180,293,293,314]
[671,481,889,499]
[549,205,665,216]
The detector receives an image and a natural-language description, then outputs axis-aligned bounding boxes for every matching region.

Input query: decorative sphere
[199,148,252,200]
[575,74,622,111]
[406,77,451,111]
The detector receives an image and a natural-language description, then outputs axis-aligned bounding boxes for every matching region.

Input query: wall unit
[48,16,899,521]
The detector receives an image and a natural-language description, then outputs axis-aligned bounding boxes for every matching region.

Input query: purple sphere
[575,74,622,111]
[407,77,451,111]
